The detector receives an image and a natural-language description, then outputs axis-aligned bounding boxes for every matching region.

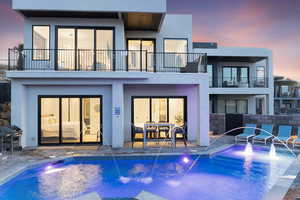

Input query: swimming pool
[0,145,294,200]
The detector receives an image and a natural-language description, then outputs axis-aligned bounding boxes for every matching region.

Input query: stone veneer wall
[210,113,226,135]
[210,114,300,135]
[0,102,10,126]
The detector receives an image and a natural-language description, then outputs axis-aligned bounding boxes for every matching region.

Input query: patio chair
[174,124,187,147]
[145,121,158,139]
[252,124,274,145]
[158,121,170,139]
[180,56,203,73]
[292,127,300,148]
[272,125,293,145]
[235,124,257,143]
[131,124,144,148]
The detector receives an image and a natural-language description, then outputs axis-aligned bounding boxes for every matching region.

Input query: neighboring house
[6,0,210,148]
[274,76,300,115]
[194,43,274,115]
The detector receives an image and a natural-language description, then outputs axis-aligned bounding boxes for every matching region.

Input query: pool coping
[263,153,300,200]
[0,144,233,186]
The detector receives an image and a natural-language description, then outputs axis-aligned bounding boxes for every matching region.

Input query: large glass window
[133,97,186,130]
[57,27,114,70]
[207,64,213,87]
[40,98,59,144]
[40,96,102,145]
[281,85,289,96]
[33,26,50,60]
[127,39,155,71]
[164,39,188,68]
[96,30,114,70]
[222,67,249,87]
[216,99,248,114]
[57,28,75,70]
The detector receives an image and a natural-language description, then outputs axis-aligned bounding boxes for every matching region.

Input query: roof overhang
[208,56,266,63]
[13,0,166,31]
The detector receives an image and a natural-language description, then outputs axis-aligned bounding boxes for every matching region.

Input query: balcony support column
[198,83,209,146]
[112,82,124,148]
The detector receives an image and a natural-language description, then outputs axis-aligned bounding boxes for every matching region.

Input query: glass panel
[226,100,236,113]
[207,64,213,87]
[128,40,141,71]
[222,68,232,86]
[151,98,168,122]
[164,39,187,68]
[57,28,75,70]
[77,29,94,70]
[217,100,225,113]
[40,98,59,144]
[33,26,50,60]
[133,98,150,127]
[281,86,289,96]
[82,98,101,143]
[142,40,155,71]
[237,100,248,114]
[96,30,114,70]
[240,68,248,86]
[61,98,80,143]
[169,98,184,126]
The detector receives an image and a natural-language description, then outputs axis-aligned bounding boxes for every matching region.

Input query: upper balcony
[8,49,207,73]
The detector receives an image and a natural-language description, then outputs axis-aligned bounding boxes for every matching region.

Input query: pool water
[0,145,294,200]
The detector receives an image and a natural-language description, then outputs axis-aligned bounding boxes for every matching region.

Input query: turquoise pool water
[0,145,294,200]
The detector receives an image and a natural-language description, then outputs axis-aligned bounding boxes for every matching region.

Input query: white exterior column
[10,81,27,147]
[112,83,124,148]
[198,83,209,146]
[267,54,274,115]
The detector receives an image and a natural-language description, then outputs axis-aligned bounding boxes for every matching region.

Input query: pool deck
[1,135,300,200]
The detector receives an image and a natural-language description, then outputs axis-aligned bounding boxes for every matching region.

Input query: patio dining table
[143,123,175,148]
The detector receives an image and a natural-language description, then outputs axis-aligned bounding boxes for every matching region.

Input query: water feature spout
[244,142,253,156]
[269,143,277,160]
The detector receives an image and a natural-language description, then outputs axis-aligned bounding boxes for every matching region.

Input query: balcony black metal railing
[209,77,268,88]
[8,49,207,73]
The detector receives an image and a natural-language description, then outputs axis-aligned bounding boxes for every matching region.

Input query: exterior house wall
[8,72,209,147]
[124,84,199,142]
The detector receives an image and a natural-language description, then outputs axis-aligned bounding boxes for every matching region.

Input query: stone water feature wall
[210,113,226,135]
[210,114,300,135]
[0,102,10,126]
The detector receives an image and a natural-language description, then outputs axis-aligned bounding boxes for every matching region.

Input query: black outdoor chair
[131,124,144,148]
[158,121,170,139]
[145,121,158,139]
[174,124,187,147]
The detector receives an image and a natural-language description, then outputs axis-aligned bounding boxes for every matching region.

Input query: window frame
[163,38,188,68]
[55,26,115,70]
[32,25,51,61]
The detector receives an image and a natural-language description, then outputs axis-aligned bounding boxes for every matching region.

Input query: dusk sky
[0,0,299,81]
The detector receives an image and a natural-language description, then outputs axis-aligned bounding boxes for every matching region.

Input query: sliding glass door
[39,96,102,145]
[127,39,155,71]
[57,27,114,71]
[132,96,187,130]
[222,66,249,87]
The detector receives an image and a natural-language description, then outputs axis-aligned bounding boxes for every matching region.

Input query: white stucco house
[6,0,273,148]
[6,0,210,148]
[194,43,274,115]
